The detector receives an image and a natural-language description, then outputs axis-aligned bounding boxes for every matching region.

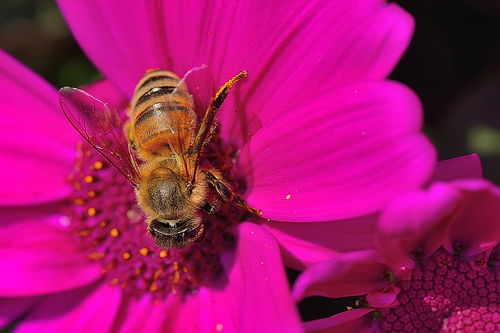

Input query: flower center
[378,247,499,332]
[66,134,247,299]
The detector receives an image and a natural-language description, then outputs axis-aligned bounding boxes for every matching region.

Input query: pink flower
[294,169,500,332]
[1,0,437,331]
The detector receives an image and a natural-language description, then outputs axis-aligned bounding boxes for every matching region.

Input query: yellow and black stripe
[130,69,196,156]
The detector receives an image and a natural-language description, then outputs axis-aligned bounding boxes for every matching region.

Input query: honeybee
[59,69,259,248]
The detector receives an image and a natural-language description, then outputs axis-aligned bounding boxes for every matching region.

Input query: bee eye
[186,182,194,194]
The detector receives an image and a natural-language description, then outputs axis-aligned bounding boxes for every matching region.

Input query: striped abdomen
[130,70,197,157]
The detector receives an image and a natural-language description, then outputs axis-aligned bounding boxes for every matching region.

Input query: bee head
[136,166,207,225]
[148,216,205,248]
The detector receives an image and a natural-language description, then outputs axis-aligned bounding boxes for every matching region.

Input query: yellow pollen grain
[109,228,120,237]
[87,207,97,216]
[150,282,158,292]
[87,190,97,198]
[173,261,179,270]
[84,175,94,183]
[173,271,181,284]
[159,249,169,258]
[99,220,108,227]
[139,248,149,256]
[73,182,82,189]
[78,229,90,237]
[182,267,189,273]
[122,252,131,260]
[285,194,291,200]
[73,198,85,205]
[89,252,104,260]
[84,150,91,157]
[216,323,224,331]
[110,278,119,285]
[154,269,163,280]
[93,161,104,170]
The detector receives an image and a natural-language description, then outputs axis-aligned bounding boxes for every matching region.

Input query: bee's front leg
[202,170,261,216]
[202,200,221,214]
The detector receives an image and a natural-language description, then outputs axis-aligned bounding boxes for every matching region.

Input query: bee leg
[202,200,221,214]
[192,70,247,154]
[202,170,261,216]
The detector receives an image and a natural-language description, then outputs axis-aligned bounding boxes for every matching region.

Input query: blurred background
[0,0,499,326]
[0,0,498,183]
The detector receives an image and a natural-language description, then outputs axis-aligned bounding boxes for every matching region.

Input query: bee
[59,69,259,248]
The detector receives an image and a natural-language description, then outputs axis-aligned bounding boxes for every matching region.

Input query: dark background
[1,0,499,325]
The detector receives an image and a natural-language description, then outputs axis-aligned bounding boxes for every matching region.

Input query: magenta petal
[207,222,303,332]
[0,296,39,327]
[304,309,377,333]
[240,81,435,221]
[0,215,101,296]
[444,179,500,255]
[377,182,461,267]
[15,282,121,333]
[263,215,378,270]
[293,250,387,301]
[365,291,398,308]
[429,154,483,183]
[56,0,413,99]
[0,50,79,205]
[115,295,170,333]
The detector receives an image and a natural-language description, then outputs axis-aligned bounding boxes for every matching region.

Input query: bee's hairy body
[59,68,256,249]
[127,70,206,248]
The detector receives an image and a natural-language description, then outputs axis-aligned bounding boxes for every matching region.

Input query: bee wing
[161,94,198,180]
[59,87,141,186]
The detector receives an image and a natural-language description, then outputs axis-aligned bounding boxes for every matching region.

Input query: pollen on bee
[122,252,131,260]
[139,247,150,256]
[93,161,104,170]
[87,207,97,216]
[84,175,94,183]
[109,228,120,237]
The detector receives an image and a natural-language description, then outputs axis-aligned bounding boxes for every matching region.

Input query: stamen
[67,131,249,299]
